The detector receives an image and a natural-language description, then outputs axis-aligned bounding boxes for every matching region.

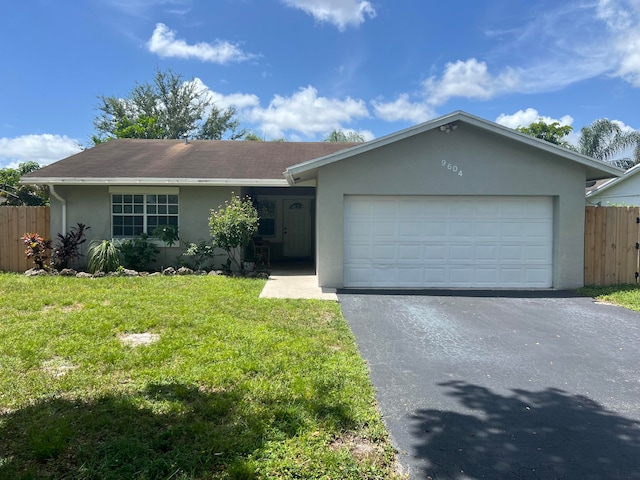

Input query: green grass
[0,274,401,479]
[577,284,640,311]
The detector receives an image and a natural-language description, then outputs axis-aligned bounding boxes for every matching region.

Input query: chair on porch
[252,237,271,267]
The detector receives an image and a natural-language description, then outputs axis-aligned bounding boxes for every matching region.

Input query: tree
[516,121,574,149]
[324,129,366,142]
[0,162,48,206]
[93,69,245,143]
[578,118,640,169]
[209,194,258,273]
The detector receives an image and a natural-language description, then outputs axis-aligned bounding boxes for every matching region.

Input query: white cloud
[147,23,256,64]
[0,135,82,169]
[495,108,574,129]
[192,78,260,110]
[496,108,579,146]
[423,59,520,106]
[281,0,375,30]
[371,94,435,123]
[597,0,640,86]
[245,86,370,138]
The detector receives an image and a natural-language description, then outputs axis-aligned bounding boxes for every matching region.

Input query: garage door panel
[344,196,553,288]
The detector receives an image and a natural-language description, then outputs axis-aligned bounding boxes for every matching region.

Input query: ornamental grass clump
[209,193,258,274]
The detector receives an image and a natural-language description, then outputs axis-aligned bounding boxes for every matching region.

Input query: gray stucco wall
[315,124,587,289]
[49,185,234,270]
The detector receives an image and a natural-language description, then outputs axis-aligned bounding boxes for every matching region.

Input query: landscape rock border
[24,267,270,279]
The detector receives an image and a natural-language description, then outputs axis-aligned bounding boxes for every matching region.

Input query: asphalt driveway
[338,292,640,480]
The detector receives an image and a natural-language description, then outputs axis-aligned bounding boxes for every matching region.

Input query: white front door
[283,198,311,257]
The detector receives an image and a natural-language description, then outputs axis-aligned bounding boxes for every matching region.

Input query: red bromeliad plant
[21,232,52,270]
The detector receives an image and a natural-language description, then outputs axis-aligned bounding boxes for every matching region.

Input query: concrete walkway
[259,269,337,300]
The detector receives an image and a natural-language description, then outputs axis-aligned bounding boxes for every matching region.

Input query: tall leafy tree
[0,161,48,206]
[324,130,366,142]
[93,69,245,143]
[578,118,640,169]
[516,121,574,149]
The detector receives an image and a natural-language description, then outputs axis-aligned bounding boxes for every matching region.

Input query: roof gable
[284,111,623,184]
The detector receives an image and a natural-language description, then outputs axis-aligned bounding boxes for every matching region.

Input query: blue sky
[1,0,640,169]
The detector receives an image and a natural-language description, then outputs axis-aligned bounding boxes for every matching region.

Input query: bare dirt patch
[42,357,77,378]
[331,435,384,462]
[42,303,84,313]
[118,333,160,347]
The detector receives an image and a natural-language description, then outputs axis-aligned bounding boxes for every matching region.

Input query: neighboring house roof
[284,111,623,184]
[23,139,359,186]
[585,162,640,200]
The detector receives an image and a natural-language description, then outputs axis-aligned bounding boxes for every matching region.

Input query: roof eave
[20,177,290,187]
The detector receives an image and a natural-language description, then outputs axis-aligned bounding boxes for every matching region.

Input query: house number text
[441,159,463,176]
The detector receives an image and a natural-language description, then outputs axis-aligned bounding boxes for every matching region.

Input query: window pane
[134,205,143,214]
[134,217,143,226]
[124,226,134,236]
[134,226,143,235]
[148,217,158,227]
[124,195,133,203]
[113,226,123,236]
[113,205,122,214]
[168,205,178,214]
[147,195,156,203]
[133,195,144,203]
[124,217,133,226]
[158,195,167,203]
[147,205,156,214]
[113,194,122,203]
[168,195,178,204]
[158,205,167,214]
[113,216,123,226]
[168,216,178,226]
[124,205,132,214]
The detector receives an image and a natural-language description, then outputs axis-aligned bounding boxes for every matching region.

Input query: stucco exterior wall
[315,124,587,289]
[49,185,234,269]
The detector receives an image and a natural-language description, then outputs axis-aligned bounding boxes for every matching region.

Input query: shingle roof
[23,139,359,184]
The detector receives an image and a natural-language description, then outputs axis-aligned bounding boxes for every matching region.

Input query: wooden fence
[584,206,640,286]
[0,206,50,273]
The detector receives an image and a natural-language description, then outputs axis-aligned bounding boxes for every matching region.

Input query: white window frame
[109,187,179,240]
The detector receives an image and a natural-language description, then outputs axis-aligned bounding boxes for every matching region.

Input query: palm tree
[578,119,640,169]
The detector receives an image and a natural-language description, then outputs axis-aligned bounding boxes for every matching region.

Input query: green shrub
[117,234,159,272]
[87,239,121,273]
[209,193,258,273]
[51,223,90,271]
[181,240,217,270]
[20,232,52,270]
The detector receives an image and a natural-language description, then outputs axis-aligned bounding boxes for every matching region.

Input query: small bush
[118,234,159,272]
[181,240,217,270]
[51,223,90,271]
[21,232,52,270]
[87,239,121,273]
[209,193,258,273]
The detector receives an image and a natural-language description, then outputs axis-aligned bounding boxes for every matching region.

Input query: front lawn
[0,274,400,479]
[577,284,640,312]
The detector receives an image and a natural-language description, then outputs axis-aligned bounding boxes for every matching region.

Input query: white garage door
[344,196,553,288]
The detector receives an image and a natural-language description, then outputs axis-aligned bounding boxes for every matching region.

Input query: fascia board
[20,178,290,187]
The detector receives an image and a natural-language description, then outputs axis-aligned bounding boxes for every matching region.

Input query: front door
[283,198,311,257]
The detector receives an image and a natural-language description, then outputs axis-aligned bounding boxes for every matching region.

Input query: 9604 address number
[441,159,463,176]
